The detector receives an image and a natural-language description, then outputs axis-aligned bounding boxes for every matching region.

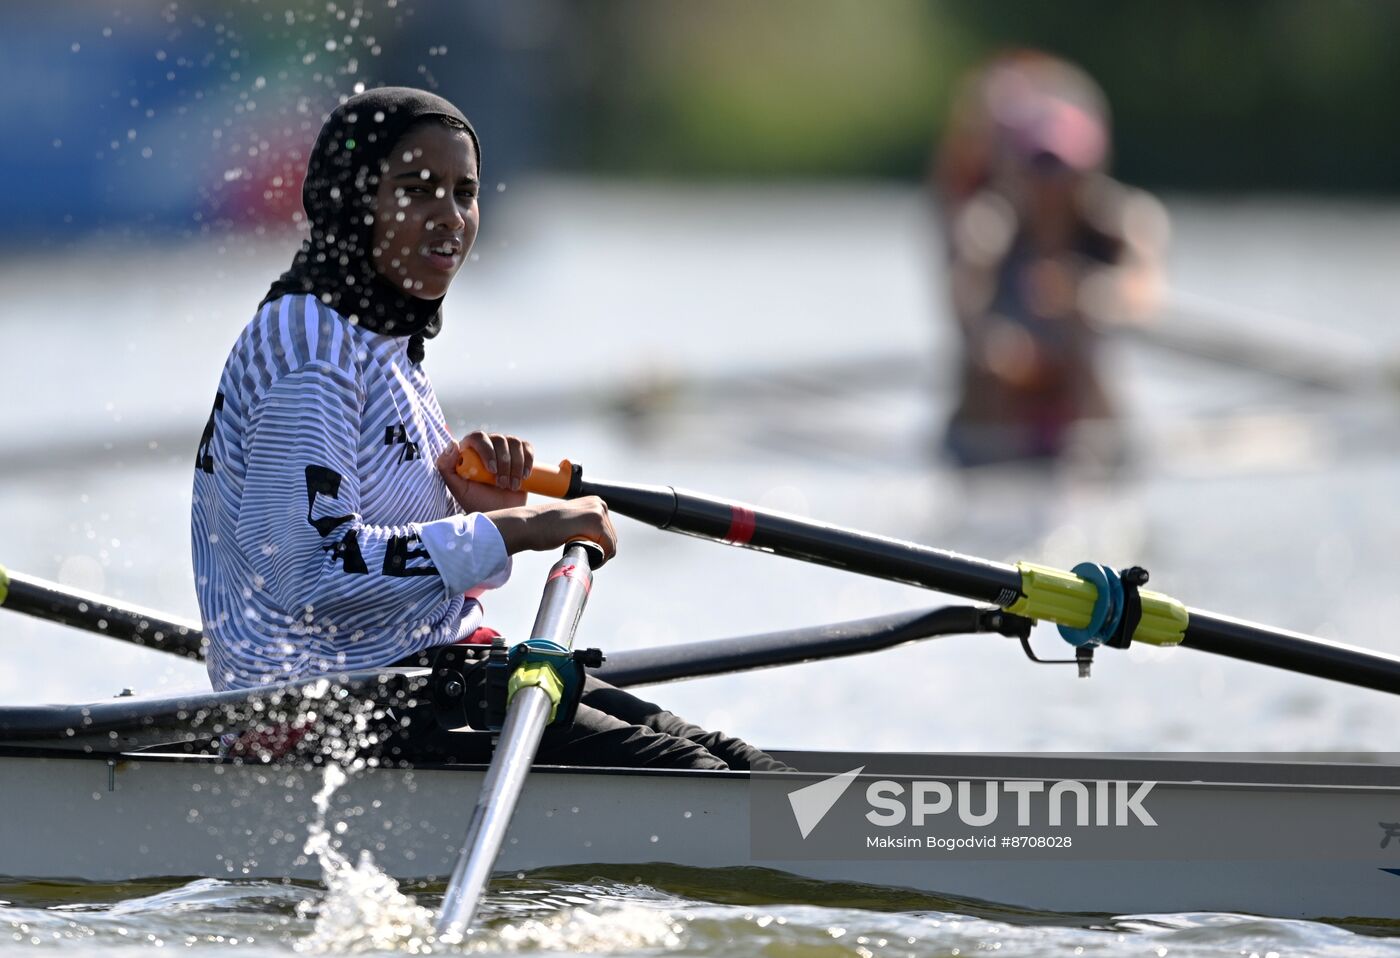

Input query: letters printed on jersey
[191,294,510,691]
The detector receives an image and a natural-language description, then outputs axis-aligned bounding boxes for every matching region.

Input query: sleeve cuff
[418,512,513,598]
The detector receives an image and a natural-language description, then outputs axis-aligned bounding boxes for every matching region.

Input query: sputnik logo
[787,766,865,839]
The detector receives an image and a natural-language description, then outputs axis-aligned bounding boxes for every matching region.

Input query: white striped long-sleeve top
[191,294,511,691]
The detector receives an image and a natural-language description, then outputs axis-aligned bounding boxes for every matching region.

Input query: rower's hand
[486,498,619,565]
[437,431,533,512]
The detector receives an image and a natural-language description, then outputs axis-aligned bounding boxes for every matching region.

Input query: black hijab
[261,87,480,363]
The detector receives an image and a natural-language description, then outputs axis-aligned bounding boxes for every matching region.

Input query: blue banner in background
[3,9,215,235]
[1,2,553,242]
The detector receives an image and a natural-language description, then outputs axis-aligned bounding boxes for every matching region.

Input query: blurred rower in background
[934,51,1169,470]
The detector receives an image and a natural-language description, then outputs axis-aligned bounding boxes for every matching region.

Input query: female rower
[191,87,783,771]
[933,52,1167,469]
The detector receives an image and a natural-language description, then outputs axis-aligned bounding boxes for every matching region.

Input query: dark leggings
[384,658,789,771]
[534,676,790,771]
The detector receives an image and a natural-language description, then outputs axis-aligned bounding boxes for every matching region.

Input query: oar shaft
[575,480,1400,694]
[1185,609,1400,695]
[0,567,204,660]
[596,605,1027,687]
[457,451,1021,600]
[456,450,1400,695]
[436,684,553,937]
[436,541,599,940]
[576,477,1024,603]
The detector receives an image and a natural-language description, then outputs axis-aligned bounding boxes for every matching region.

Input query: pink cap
[986,67,1108,171]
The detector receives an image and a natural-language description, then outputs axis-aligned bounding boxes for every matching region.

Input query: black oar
[0,564,204,660]
[0,565,1032,687]
[460,452,1400,696]
[596,605,1028,687]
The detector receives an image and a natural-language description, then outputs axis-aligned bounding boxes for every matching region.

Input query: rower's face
[371,122,480,300]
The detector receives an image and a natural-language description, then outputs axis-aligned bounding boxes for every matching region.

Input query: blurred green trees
[567,0,1400,191]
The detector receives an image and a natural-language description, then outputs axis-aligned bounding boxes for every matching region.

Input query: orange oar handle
[455,445,574,499]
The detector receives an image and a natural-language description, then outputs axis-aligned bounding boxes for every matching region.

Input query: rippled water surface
[4,185,1400,953]
[7,869,1400,957]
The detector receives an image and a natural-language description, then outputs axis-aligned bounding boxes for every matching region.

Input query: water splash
[290,764,688,955]
[291,692,436,953]
[290,742,690,955]
[475,905,684,954]
[294,764,437,954]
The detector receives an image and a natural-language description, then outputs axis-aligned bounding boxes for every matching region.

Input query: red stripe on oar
[548,563,592,593]
[725,505,757,545]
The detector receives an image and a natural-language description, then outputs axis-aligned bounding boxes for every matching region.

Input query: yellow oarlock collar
[507,661,567,722]
[1006,560,1188,647]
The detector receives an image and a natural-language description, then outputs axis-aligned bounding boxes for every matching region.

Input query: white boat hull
[4,750,1400,922]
